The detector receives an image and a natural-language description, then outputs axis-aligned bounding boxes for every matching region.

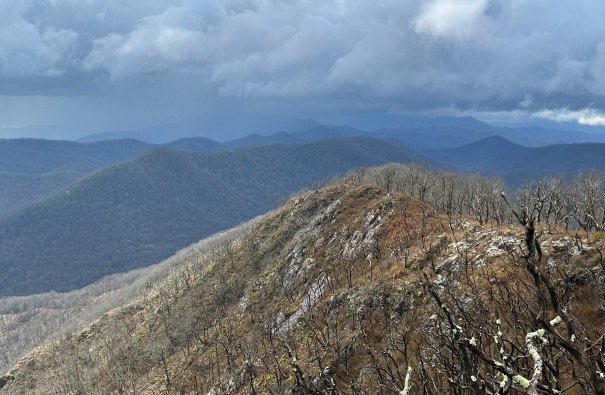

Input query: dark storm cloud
[2,0,605,131]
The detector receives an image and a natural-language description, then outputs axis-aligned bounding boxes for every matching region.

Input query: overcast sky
[1,0,605,139]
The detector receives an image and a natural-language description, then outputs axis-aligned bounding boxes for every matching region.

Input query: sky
[1,0,605,139]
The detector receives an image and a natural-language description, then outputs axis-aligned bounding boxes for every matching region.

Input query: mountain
[429,135,527,172]
[323,113,493,130]
[223,131,303,149]
[162,136,225,153]
[372,126,494,151]
[292,124,367,142]
[0,138,151,174]
[442,134,526,155]
[0,137,430,296]
[202,124,368,150]
[427,136,605,184]
[76,114,605,153]
[0,170,84,217]
[384,114,493,130]
[0,138,153,216]
[2,180,603,394]
[496,126,605,146]
[77,115,322,143]
[370,124,605,151]
[491,118,605,134]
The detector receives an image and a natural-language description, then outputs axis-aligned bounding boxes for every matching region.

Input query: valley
[1,117,605,393]
[3,2,605,393]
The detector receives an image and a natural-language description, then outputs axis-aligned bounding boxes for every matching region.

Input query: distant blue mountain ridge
[76,115,605,150]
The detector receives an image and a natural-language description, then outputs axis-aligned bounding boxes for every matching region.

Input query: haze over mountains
[4,1,605,391]
[76,114,323,144]
[2,115,605,297]
[0,139,151,215]
[0,137,427,296]
[77,115,605,149]
[2,115,605,393]
[427,135,605,186]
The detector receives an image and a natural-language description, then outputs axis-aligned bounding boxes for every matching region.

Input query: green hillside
[0,137,428,296]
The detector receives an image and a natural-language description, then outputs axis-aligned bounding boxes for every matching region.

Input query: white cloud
[578,111,605,126]
[534,108,605,126]
[413,0,488,41]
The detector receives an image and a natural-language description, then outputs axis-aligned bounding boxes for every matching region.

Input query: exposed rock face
[2,184,605,395]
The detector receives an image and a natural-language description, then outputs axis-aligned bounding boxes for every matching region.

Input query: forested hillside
[0,138,151,174]
[0,138,152,215]
[2,171,604,394]
[428,136,605,185]
[0,137,428,296]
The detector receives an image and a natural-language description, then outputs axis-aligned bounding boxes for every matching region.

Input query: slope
[373,125,494,151]
[77,115,321,143]
[0,138,153,216]
[223,131,303,149]
[427,136,605,185]
[2,181,604,394]
[427,135,528,172]
[162,136,225,153]
[0,138,151,174]
[0,137,429,296]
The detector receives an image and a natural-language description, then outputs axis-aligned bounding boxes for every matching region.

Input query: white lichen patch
[399,367,412,395]
[513,374,530,389]
[499,374,508,388]
[550,315,562,326]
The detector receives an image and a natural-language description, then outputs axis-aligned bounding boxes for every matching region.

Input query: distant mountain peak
[455,134,526,152]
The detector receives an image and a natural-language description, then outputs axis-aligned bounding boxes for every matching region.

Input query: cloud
[413,0,488,41]
[533,108,605,126]
[2,0,605,130]
[83,2,226,79]
[0,1,78,77]
[592,39,605,96]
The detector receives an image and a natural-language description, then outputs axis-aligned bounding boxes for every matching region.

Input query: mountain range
[5,118,605,218]
[1,180,603,394]
[0,138,151,215]
[77,114,605,149]
[2,113,605,392]
[427,135,605,185]
[0,137,427,296]
[76,114,322,143]
[3,116,605,296]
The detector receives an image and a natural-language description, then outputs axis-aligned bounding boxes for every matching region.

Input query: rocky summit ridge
[1,182,605,394]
